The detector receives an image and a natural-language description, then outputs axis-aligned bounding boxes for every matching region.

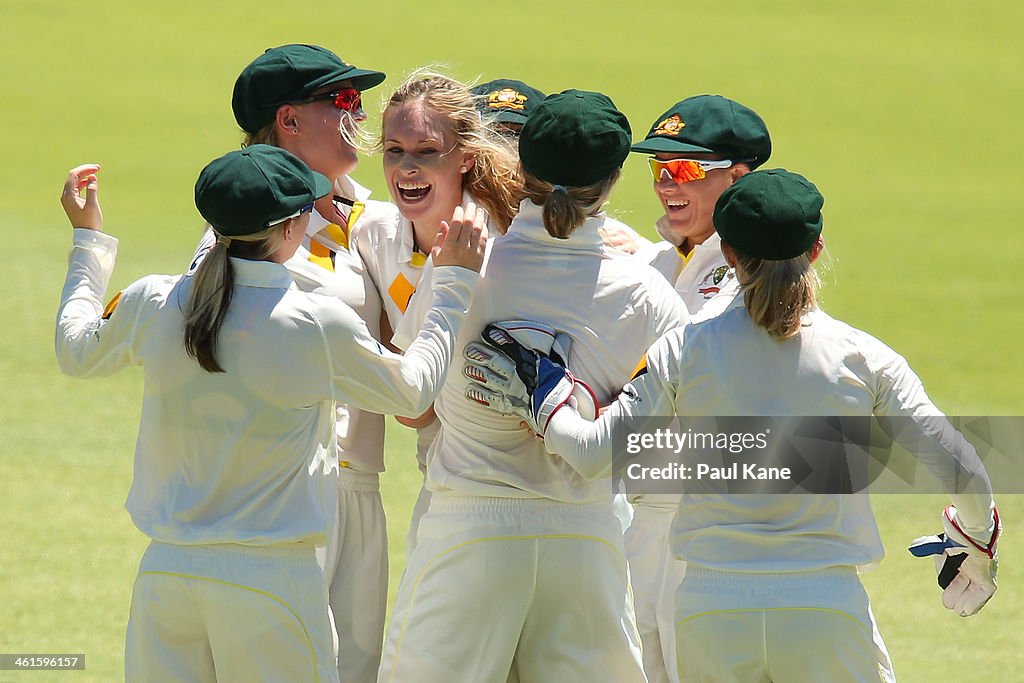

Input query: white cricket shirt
[637,219,739,323]
[56,229,477,546]
[546,300,996,571]
[350,200,432,336]
[351,194,493,469]
[189,176,388,473]
[427,199,688,503]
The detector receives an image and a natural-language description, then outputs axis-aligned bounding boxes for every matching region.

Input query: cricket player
[627,94,897,683]
[55,146,487,682]
[626,94,771,683]
[377,90,688,683]
[227,44,392,683]
[465,168,999,683]
[351,71,521,559]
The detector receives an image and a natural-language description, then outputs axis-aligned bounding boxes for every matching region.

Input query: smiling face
[653,152,746,251]
[382,99,472,231]
[282,80,366,181]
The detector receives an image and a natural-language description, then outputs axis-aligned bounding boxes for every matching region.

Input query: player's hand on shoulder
[908,505,1000,617]
[61,164,103,231]
[432,202,487,272]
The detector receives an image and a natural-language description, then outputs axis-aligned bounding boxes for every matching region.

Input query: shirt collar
[505,199,605,249]
[682,231,722,257]
[654,214,676,244]
[398,211,417,264]
[228,257,296,290]
[654,215,724,259]
[336,174,372,203]
[305,174,373,238]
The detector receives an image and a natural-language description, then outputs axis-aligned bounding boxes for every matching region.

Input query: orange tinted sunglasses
[648,158,733,184]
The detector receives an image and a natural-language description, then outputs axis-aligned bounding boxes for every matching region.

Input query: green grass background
[2,1,1022,680]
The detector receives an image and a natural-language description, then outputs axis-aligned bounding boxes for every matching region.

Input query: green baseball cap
[471,79,547,126]
[519,89,631,187]
[232,44,386,134]
[713,169,823,261]
[195,145,333,237]
[631,95,771,168]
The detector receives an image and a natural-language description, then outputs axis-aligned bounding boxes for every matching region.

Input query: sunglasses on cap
[648,158,734,184]
[267,202,314,227]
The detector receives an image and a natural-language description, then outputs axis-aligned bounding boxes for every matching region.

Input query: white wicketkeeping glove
[908,505,1000,617]
[463,321,596,435]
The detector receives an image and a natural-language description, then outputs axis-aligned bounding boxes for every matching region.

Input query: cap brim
[493,110,529,125]
[630,137,715,155]
[312,171,333,200]
[344,68,387,92]
[306,66,386,95]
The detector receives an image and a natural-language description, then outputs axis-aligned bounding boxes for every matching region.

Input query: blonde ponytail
[522,170,620,239]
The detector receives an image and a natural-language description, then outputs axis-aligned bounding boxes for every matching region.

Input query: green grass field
[2,1,1022,680]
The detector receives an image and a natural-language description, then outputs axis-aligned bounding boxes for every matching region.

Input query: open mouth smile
[397,181,431,203]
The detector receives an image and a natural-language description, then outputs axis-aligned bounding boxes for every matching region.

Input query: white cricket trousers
[126,541,338,683]
[624,503,686,683]
[378,496,646,683]
[318,469,388,683]
[675,566,885,683]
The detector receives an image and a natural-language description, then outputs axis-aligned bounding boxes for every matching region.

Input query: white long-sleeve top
[426,200,688,503]
[545,300,996,571]
[190,175,388,473]
[351,193,493,470]
[56,229,477,546]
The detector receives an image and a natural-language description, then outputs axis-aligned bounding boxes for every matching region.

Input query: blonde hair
[243,121,279,148]
[183,226,286,372]
[733,251,820,340]
[521,170,621,239]
[382,70,521,231]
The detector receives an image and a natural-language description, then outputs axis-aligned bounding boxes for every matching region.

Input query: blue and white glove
[463,321,596,436]
[908,505,1000,617]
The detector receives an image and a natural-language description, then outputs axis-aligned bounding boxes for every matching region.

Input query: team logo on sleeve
[653,115,685,136]
[487,88,529,111]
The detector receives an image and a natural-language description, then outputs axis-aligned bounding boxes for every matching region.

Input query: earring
[460,166,468,173]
